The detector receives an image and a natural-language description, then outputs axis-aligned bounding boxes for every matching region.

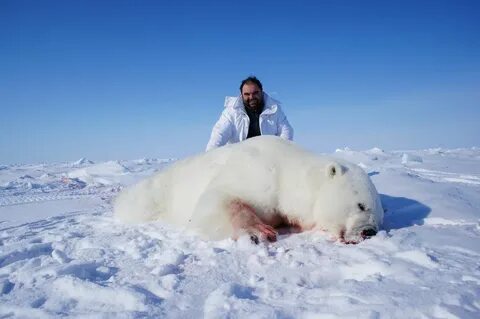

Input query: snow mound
[426,148,444,155]
[365,147,389,161]
[68,161,129,185]
[1,180,42,190]
[72,158,95,166]
[133,158,176,165]
[334,147,389,167]
[133,158,154,165]
[367,147,385,155]
[39,173,53,179]
[335,147,352,153]
[402,153,423,164]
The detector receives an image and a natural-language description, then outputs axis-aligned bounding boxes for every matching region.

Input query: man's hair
[240,76,263,92]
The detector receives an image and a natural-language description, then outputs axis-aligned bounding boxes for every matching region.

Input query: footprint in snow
[56,262,118,281]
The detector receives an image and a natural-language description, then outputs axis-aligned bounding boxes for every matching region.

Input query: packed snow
[0,148,479,318]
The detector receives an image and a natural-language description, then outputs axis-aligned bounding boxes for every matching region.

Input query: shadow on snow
[379,194,431,231]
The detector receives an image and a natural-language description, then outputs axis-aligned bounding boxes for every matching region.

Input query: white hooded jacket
[206,93,294,151]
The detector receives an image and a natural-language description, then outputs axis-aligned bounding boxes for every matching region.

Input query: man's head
[240,76,264,111]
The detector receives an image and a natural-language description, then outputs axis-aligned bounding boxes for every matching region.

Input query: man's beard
[243,97,265,112]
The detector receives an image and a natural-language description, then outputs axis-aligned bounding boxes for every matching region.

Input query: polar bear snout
[361,228,377,238]
[340,225,379,244]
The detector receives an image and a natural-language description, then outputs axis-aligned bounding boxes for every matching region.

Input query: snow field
[0,149,479,318]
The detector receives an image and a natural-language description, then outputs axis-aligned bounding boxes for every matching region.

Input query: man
[206,76,294,151]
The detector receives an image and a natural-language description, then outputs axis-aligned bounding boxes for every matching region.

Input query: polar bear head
[312,161,384,244]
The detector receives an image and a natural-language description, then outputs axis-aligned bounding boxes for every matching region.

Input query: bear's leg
[229,199,278,243]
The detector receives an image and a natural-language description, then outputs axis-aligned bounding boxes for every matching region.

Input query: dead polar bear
[114,136,383,244]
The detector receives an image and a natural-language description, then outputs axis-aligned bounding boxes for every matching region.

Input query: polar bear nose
[361,228,377,238]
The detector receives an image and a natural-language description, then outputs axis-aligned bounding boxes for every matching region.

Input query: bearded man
[206,76,294,151]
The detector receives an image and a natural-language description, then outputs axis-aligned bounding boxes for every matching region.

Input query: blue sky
[1,0,479,164]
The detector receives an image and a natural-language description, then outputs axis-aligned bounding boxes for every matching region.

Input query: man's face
[242,83,264,110]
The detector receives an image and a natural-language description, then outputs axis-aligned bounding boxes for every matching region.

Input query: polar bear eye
[358,203,366,211]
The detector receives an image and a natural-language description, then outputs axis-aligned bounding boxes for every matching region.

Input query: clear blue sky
[1,0,479,164]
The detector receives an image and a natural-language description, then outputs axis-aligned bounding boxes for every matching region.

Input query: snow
[67,161,129,185]
[1,147,479,318]
[72,158,95,167]
[401,153,423,164]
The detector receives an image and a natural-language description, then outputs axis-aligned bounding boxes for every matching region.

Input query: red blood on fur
[228,199,314,243]
[229,199,278,242]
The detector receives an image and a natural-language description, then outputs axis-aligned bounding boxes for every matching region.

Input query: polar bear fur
[114,136,383,243]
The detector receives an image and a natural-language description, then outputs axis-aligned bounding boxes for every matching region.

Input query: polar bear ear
[326,163,345,179]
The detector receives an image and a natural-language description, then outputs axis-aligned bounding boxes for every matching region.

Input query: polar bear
[114,136,383,244]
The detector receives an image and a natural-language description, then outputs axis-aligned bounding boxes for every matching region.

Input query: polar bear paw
[229,199,278,243]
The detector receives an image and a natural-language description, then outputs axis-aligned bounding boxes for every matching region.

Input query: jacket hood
[224,92,279,114]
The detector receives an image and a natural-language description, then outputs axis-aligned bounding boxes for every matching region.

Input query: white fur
[114,136,383,242]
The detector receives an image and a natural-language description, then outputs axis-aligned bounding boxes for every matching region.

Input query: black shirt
[245,106,263,139]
